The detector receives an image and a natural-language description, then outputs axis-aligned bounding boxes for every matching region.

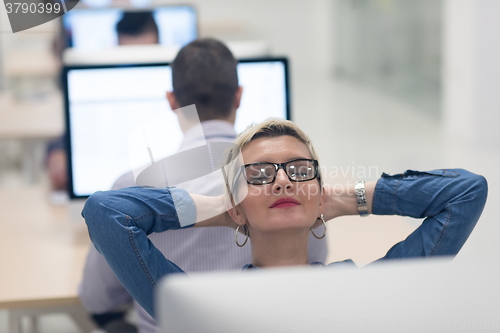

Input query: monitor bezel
[62,57,291,200]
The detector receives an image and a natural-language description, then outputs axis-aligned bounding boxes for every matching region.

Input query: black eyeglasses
[242,158,319,185]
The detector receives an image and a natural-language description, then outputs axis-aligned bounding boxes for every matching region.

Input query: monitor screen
[62,6,197,50]
[63,58,290,198]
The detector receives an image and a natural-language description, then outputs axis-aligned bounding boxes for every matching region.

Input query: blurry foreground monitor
[63,58,290,199]
[157,259,500,333]
[62,6,197,50]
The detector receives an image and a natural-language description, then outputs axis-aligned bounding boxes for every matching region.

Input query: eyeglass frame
[240,158,320,185]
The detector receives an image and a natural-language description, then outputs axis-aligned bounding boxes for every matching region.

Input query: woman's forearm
[189,193,236,228]
[323,181,376,221]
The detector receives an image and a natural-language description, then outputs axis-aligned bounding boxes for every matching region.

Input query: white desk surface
[4,50,59,78]
[0,92,63,140]
[0,187,89,309]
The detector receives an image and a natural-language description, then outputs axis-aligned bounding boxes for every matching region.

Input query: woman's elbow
[455,170,488,216]
[82,191,110,228]
[463,170,488,206]
[474,175,488,213]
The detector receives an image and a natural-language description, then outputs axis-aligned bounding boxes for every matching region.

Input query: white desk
[0,92,64,183]
[3,50,59,80]
[0,187,94,333]
[0,92,63,140]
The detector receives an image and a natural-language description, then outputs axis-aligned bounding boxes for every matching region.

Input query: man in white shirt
[79,38,328,333]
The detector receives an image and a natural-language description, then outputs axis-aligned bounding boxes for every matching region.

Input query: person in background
[45,135,67,192]
[45,10,160,194]
[116,11,159,45]
[79,38,330,333]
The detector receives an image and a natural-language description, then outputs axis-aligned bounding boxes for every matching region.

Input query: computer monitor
[62,6,197,50]
[157,258,500,333]
[63,58,290,199]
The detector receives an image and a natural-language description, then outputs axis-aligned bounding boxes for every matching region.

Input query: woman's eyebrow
[248,156,311,164]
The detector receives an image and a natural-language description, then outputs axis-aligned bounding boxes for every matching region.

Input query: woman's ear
[318,185,326,216]
[227,205,246,226]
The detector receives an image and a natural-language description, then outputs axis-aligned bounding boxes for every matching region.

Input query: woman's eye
[290,167,308,177]
[291,172,307,179]
[252,175,270,181]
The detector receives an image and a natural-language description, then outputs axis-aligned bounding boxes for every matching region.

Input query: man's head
[167,38,243,125]
[116,11,159,45]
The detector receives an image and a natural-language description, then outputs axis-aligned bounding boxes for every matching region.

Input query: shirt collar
[180,120,237,150]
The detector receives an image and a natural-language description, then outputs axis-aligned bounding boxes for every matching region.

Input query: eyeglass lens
[244,159,316,185]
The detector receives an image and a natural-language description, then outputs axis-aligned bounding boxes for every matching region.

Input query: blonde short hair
[223,118,322,198]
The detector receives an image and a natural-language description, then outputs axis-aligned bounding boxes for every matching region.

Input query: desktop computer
[64,58,290,219]
[62,6,198,50]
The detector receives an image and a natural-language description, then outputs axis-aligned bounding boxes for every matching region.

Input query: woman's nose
[273,169,293,192]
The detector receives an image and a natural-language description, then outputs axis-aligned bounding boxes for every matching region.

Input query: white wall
[442,0,500,261]
[443,0,500,146]
[475,0,500,145]
[154,0,335,78]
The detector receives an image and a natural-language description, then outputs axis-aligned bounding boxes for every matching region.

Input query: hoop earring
[310,214,326,239]
[235,224,249,247]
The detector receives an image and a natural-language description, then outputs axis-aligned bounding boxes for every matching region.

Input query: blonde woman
[83,118,488,318]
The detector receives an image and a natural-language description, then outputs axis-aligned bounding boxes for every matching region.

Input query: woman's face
[230,135,324,233]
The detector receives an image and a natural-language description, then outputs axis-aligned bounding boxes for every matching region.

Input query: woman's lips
[269,198,301,208]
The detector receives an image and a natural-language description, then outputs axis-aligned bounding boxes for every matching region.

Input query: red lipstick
[269,198,300,209]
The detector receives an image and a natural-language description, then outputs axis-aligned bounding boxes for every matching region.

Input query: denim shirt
[82,169,487,319]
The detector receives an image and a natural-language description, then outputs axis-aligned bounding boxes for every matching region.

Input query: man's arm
[79,246,133,314]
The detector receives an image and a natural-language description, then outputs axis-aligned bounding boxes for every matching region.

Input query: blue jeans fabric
[82,169,488,319]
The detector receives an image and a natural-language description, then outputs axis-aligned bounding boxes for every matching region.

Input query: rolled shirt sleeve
[170,187,197,227]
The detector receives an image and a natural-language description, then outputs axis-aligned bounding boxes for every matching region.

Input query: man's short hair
[172,38,238,121]
[116,11,159,40]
